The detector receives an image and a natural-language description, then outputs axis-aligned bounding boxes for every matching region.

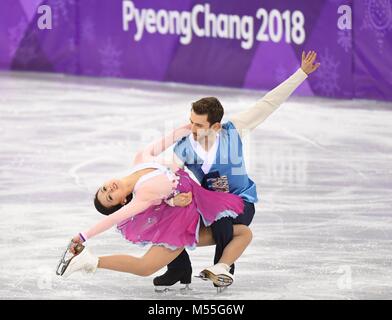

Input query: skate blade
[199,270,233,287]
[56,259,71,276]
[56,249,74,276]
[58,254,79,277]
[194,275,208,281]
[154,283,192,293]
[55,241,85,276]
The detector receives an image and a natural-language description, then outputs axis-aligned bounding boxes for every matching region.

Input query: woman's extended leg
[197,224,253,265]
[97,224,251,277]
[97,246,184,277]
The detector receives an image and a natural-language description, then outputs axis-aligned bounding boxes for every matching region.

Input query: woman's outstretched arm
[78,192,154,242]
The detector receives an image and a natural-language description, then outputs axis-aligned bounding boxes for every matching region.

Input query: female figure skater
[61,124,253,289]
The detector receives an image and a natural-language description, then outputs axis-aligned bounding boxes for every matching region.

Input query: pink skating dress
[80,125,244,250]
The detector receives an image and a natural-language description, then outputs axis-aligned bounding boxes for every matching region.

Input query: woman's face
[97,178,126,208]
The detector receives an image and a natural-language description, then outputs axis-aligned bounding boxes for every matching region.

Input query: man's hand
[173,192,192,207]
[301,50,320,75]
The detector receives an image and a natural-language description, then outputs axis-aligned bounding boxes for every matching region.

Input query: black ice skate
[153,267,192,292]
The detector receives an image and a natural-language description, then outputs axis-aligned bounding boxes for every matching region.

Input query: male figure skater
[153,51,320,291]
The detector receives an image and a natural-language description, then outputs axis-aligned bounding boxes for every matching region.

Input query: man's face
[189,110,212,141]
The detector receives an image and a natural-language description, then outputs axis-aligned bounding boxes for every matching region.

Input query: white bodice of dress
[132,162,180,200]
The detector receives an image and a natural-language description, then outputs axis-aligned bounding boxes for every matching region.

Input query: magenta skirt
[116,169,244,250]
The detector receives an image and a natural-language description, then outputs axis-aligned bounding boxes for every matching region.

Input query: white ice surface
[0,71,391,300]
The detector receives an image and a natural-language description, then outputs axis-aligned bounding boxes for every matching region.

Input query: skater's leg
[152,226,214,289]
[198,225,252,288]
[210,217,234,273]
[218,225,252,266]
[98,246,184,277]
[197,225,215,246]
[197,224,252,263]
[211,200,255,274]
[166,249,191,269]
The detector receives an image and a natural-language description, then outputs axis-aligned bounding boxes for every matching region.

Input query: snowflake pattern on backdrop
[8,18,28,58]
[361,0,392,52]
[337,29,352,53]
[313,49,340,97]
[99,39,123,77]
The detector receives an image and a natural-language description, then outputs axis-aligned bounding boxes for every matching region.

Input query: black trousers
[167,199,255,274]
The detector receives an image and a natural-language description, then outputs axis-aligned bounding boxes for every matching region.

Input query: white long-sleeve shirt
[229,68,308,138]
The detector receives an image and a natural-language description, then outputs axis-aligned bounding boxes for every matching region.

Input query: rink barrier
[0,0,391,101]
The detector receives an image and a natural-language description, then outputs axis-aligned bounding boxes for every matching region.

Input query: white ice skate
[199,263,234,287]
[61,246,99,279]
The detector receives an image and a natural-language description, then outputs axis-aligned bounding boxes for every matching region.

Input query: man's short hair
[191,97,224,126]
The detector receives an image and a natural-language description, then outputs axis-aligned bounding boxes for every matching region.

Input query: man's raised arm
[230,50,320,138]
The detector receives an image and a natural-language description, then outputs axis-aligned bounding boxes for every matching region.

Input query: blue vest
[174,121,258,203]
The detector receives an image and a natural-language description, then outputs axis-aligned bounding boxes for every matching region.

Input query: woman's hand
[173,192,192,207]
[70,234,84,255]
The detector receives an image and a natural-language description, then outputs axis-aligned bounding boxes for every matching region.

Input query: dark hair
[191,97,224,126]
[94,191,133,216]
